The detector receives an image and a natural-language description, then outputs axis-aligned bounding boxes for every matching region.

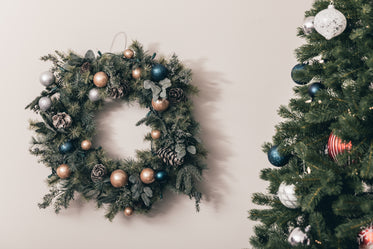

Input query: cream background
[0,0,313,248]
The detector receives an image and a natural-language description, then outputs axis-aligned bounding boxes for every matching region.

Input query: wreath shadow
[63,50,231,222]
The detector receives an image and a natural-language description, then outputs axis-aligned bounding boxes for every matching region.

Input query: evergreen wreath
[26,41,207,220]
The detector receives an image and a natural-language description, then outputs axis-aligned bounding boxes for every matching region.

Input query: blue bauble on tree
[308,82,324,98]
[59,141,74,154]
[155,170,168,182]
[151,64,168,82]
[268,145,289,167]
[291,64,308,85]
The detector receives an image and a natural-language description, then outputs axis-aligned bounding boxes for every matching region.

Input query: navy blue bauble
[267,145,289,167]
[59,141,74,154]
[308,82,324,98]
[155,170,168,182]
[151,64,168,82]
[291,64,308,85]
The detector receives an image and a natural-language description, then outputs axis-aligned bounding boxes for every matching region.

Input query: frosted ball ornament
[288,227,311,246]
[38,97,52,111]
[314,4,347,40]
[88,88,100,102]
[40,71,55,86]
[302,16,315,35]
[278,182,299,209]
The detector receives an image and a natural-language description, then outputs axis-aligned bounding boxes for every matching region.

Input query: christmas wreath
[26,41,207,220]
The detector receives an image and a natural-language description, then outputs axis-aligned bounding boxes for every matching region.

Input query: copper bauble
[151,99,169,112]
[124,207,134,217]
[151,130,161,139]
[132,68,141,79]
[81,140,92,150]
[93,72,109,87]
[140,168,155,184]
[57,164,71,179]
[123,49,134,59]
[110,169,128,188]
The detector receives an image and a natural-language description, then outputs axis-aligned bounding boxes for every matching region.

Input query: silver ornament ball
[278,182,299,209]
[302,16,315,35]
[38,96,52,111]
[288,227,310,246]
[40,71,55,86]
[88,88,101,102]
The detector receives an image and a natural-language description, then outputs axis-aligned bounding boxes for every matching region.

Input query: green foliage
[26,41,207,220]
[250,0,373,248]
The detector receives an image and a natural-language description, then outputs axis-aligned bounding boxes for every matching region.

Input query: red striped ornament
[327,132,352,161]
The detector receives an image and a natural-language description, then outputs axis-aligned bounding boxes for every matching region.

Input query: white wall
[0,0,313,248]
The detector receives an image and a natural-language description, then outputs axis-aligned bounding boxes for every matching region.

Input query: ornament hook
[110,32,128,52]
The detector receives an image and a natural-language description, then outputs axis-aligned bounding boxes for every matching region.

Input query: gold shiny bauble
[93,72,109,87]
[57,164,71,179]
[110,169,128,188]
[151,99,169,112]
[123,49,134,59]
[132,68,141,79]
[151,130,161,139]
[124,207,134,216]
[81,140,92,150]
[140,168,155,184]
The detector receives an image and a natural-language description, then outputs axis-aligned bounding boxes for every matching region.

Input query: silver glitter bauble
[302,16,315,35]
[88,88,100,102]
[314,4,347,40]
[39,71,55,86]
[278,182,299,209]
[288,227,310,246]
[38,96,52,111]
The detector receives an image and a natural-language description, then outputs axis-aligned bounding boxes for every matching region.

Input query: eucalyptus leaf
[129,175,138,184]
[141,193,150,206]
[175,144,185,153]
[177,149,186,159]
[187,145,196,154]
[84,50,95,61]
[143,187,153,197]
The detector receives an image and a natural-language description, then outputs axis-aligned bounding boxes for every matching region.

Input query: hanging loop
[110,32,128,52]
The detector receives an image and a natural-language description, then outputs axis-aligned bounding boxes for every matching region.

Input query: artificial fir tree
[249,0,373,248]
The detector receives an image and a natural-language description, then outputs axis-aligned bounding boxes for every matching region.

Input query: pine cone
[157,148,184,166]
[80,62,91,73]
[168,88,186,104]
[108,83,129,99]
[52,112,72,129]
[91,164,107,182]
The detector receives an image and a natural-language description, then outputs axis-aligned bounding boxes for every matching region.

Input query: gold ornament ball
[81,140,92,150]
[123,49,134,59]
[110,169,128,188]
[151,130,161,139]
[124,207,134,217]
[93,72,109,87]
[132,68,141,79]
[140,168,155,184]
[151,99,169,112]
[57,164,71,179]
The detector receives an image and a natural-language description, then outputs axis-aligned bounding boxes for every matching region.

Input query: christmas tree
[249,0,373,248]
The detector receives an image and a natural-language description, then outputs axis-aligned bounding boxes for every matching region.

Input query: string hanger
[110,32,128,53]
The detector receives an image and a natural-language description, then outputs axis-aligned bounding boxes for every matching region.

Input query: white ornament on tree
[314,4,347,40]
[278,182,299,209]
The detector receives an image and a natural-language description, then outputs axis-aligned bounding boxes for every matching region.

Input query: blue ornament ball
[151,64,168,82]
[59,141,74,154]
[268,145,289,167]
[291,64,308,85]
[155,170,168,182]
[308,82,324,98]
